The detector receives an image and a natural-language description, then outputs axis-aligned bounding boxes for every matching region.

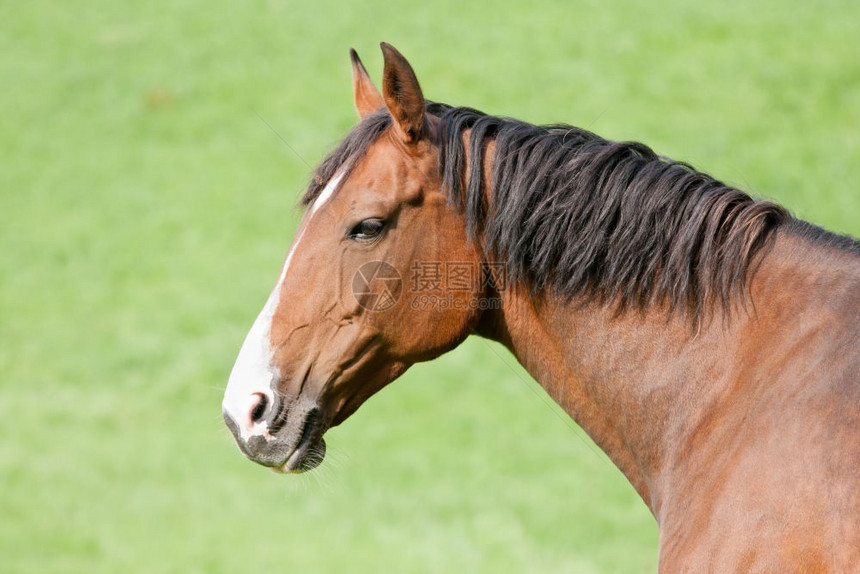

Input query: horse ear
[380,42,426,143]
[350,48,384,118]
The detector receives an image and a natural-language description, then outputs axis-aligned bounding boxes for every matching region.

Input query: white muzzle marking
[222,173,344,441]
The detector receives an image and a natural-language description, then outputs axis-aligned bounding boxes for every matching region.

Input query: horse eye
[350,218,385,240]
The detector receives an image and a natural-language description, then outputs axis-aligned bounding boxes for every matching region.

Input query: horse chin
[271,437,327,475]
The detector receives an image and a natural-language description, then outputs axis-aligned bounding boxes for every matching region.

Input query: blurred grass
[1,0,857,572]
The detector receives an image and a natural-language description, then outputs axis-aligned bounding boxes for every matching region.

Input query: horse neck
[473,227,856,520]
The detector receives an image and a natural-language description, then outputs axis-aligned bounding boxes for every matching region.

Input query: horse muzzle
[222,394,327,473]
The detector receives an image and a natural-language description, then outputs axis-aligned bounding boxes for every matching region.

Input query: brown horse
[223,44,860,571]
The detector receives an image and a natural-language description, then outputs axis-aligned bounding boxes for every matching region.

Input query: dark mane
[435,105,795,319]
[302,103,850,320]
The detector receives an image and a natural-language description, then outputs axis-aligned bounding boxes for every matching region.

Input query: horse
[222,43,860,571]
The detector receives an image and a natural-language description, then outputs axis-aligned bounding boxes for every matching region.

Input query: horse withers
[222,43,860,571]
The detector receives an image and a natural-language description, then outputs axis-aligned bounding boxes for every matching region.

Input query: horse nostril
[249,392,269,425]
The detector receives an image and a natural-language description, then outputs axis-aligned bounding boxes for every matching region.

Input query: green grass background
[1,0,858,572]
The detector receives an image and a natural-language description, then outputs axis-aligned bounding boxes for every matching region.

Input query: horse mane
[303,103,808,321]
[433,103,799,319]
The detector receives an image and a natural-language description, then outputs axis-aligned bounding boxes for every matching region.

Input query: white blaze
[222,173,344,440]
